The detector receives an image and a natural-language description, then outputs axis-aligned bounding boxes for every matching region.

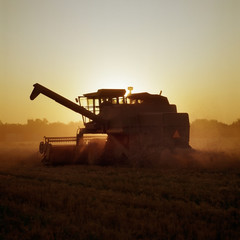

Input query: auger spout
[30,83,104,123]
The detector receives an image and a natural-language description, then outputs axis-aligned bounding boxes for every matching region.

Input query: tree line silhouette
[190,119,240,152]
[0,118,240,143]
[191,119,240,138]
[0,119,83,141]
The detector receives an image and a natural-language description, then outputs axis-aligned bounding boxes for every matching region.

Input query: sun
[96,75,137,91]
[80,70,151,94]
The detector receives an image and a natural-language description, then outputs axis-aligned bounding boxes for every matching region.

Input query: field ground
[0,142,240,240]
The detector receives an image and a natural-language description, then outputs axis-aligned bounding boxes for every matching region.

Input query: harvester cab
[76,88,126,130]
[30,83,190,165]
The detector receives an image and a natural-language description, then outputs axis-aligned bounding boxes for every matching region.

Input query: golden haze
[1,0,240,124]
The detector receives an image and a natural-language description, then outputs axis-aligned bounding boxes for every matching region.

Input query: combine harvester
[30,83,190,165]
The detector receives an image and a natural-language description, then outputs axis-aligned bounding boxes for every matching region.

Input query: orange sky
[1,0,240,124]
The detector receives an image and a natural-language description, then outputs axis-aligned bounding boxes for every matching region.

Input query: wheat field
[0,142,240,240]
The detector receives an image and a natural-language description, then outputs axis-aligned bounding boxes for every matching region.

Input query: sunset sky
[1,0,240,124]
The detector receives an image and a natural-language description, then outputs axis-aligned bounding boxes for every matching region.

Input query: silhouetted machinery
[30,83,190,165]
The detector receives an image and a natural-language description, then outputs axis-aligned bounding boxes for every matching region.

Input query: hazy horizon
[1,116,239,126]
[1,0,240,124]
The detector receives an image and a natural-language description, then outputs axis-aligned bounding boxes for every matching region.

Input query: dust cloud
[1,119,239,169]
[0,140,239,170]
[146,148,240,169]
[0,142,41,169]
